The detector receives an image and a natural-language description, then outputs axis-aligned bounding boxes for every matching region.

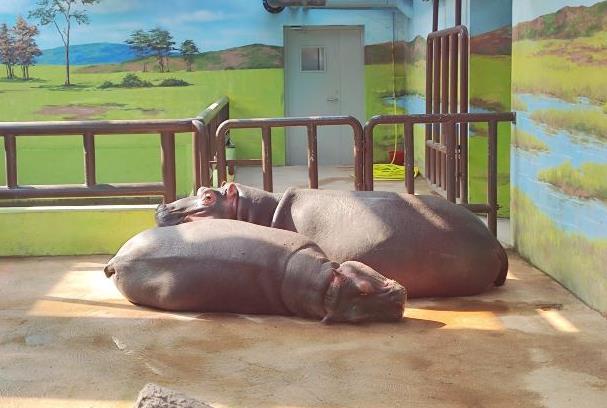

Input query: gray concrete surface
[1,252,606,407]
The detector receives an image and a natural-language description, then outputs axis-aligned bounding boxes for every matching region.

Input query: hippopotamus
[155,183,508,298]
[104,219,406,323]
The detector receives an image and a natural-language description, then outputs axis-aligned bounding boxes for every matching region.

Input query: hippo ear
[226,182,238,199]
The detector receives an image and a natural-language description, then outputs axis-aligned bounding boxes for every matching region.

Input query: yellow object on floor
[373,163,420,181]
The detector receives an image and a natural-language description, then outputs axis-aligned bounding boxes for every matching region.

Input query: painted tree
[125,29,152,72]
[13,17,42,80]
[179,40,199,72]
[0,23,16,79]
[29,0,100,86]
[148,27,174,73]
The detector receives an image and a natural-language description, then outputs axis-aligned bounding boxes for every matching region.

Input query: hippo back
[108,219,319,314]
[272,189,507,297]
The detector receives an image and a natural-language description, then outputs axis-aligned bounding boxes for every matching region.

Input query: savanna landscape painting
[0,0,404,194]
[511,0,607,312]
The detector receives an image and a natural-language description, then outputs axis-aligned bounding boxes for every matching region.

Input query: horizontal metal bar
[427,25,468,39]
[0,119,194,136]
[216,115,362,130]
[209,159,263,166]
[367,112,516,128]
[0,183,165,199]
[196,96,229,124]
[461,203,492,213]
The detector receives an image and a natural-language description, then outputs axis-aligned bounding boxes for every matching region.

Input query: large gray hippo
[104,219,406,323]
[156,183,508,298]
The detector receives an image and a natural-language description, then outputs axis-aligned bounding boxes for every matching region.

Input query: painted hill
[471,26,512,55]
[365,36,425,64]
[513,0,607,40]
[76,43,282,73]
[38,43,136,65]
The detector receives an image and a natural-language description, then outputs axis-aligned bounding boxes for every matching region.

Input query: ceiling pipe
[265,0,413,17]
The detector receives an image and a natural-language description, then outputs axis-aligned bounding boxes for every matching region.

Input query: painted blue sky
[0,0,396,50]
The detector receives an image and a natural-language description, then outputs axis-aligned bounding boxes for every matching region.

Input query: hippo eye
[202,193,215,205]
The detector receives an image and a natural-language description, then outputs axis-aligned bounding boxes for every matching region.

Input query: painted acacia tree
[0,23,16,79]
[14,17,42,80]
[29,0,99,86]
[125,29,152,72]
[148,27,174,73]
[179,40,199,72]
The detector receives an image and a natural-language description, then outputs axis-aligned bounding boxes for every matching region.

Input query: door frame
[283,25,365,164]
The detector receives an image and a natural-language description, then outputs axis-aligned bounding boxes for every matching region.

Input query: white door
[285,26,365,165]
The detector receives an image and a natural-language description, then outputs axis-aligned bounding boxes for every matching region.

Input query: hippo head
[323,261,406,324]
[155,183,238,226]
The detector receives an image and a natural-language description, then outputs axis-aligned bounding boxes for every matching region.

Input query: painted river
[392,94,607,239]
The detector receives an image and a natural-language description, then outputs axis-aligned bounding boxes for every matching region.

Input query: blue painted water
[512,93,607,239]
[389,93,607,239]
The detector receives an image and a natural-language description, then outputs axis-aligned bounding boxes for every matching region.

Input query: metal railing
[192,96,230,190]
[426,25,470,202]
[364,112,516,236]
[215,116,364,192]
[1,97,230,204]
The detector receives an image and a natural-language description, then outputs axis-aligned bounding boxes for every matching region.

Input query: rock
[133,383,214,408]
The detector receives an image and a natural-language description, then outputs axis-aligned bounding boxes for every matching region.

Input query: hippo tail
[494,244,509,287]
[104,261,116,278]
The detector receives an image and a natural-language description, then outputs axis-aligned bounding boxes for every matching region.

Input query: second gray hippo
[156,183,509,298]
[104,219,406,323]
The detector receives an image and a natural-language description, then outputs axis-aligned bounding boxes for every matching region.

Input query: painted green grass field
[512,31,607,105]
[0,65,285,194]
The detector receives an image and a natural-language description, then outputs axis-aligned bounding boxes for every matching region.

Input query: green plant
[157,78,190,87]
[97,80,114,89]
[120,73,152,88]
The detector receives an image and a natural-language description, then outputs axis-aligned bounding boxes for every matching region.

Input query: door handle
[327,97,339,103]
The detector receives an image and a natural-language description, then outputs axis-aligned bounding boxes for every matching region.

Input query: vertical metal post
[440,34,450,189]
[432,0,439,31]
[445,121,456,203]
[3,135,17,188]
[432,37,441,185]
[404,123,415,195]
[488,120,498,236]
[352,121,365,192]
[83,132,96,187]
[160,131,177,203]
[261,126,273,192]
[460,31,469,203]
[192,123,202,191]
[455,0,462,26]
[216,128,227,187]
[449,33,459,198]
[307,125,319,189]
[425,38,434,179]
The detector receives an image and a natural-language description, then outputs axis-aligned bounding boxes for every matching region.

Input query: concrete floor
[1,252,606,407]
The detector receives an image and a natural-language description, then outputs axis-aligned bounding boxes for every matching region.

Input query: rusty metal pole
[160,131,177,203]
[83,132,96,187]
[432,38,441,186]
[487,120,498,236]
[432,0,439,32]
[440,34,450,189]
[425,38,434,180]
[404,123,415,195]
[307,125,318,189]
[460,29,469,203]
[455,0,462,26]
[261,126,273,192]
[445,121,456,203]
[3,135,17,188]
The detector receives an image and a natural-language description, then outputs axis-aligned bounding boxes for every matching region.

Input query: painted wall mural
[511,0,607,313]
[400,0,513,216]
[0,0,403,194]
